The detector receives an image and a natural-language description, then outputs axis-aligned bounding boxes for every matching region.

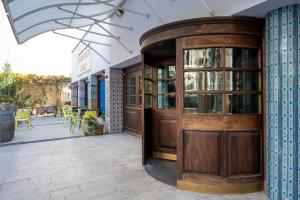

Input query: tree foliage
[0,62,16,100]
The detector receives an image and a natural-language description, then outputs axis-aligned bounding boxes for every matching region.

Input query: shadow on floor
[145,158,177,186]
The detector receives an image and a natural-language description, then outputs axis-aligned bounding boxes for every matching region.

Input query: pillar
[105,67,123,134]
[265,4,300,200]
[78,80,86,107]
[71,82,78,107]
[88,75,97,109]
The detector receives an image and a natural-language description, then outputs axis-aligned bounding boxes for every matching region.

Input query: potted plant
[83,116,97,136]
[95,112,105,135]
[0,62,16,142]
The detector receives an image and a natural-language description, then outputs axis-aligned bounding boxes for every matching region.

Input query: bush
[0,62,16,100]
[83,116,97,136]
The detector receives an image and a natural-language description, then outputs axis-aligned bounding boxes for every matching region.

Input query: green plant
[83,116,97,136]
[101,112,105,121]
[0,62,16,99]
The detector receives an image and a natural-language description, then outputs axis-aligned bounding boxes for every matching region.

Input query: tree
[0,62,16,99]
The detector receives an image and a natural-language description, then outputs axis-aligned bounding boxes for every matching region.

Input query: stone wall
[16,80,71,107]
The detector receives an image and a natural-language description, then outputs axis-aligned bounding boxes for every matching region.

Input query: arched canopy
[2,0,123,44]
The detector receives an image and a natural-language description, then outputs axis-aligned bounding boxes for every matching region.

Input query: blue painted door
[99,80,105,114]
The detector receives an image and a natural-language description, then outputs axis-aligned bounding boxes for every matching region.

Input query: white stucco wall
[71,0,272,81]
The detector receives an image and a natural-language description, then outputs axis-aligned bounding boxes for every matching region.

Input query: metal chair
[15,110,32,129]
[69,111,82,133]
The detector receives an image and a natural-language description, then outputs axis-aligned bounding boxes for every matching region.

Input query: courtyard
[0,134,266,200]
[1,116,84,146]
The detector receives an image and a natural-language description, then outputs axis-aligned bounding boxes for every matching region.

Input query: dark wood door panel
[182,115,262,131]
[158,119,177,148]
[228,131,261,177]
[183,131,222,176]
[125,109,138,132]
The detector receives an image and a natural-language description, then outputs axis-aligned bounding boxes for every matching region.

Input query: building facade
[3,0,300,199]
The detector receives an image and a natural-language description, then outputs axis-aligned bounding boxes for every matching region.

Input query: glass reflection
[184,72,222,91]
[144,64,152,79]
[158,65,176,79]
[227,95,258,114]
[184,48,222,69]
[184,94,222,113]
[144,95,152,107]
[158,80,176,93]
[225,48,259,68]
[144,80,152,94]
[158,95,176,109]
[225,71,258,91]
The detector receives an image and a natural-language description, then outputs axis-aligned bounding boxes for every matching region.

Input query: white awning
[2,0,124,44]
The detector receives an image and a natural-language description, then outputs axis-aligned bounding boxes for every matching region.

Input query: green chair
[62,108,72,127]
[70,112,82,133]
[56,106,63,120]
[15,110,32,129]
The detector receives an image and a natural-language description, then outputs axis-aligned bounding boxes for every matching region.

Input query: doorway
[98,79,105,115]
[123,64,143,136]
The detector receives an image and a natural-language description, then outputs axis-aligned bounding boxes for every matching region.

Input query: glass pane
[225,48,259,68]
[158,95,176,109]
[184,94,222,113]
[139,96,142,105]
[126,96,131,105]
[126,87,131,95]
[144,80,152,93]
[184,71,222,91]
[145,64,152,79]
[139,76,142,95]
[225,71,259,91]
[227,95,258,114]
[144,95,152,107]
[184,48,222,69]
[127,78,131,87]
[158,80,176,93]
[158,65,176,79]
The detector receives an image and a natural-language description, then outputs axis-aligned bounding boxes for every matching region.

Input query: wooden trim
[153,152,177,161]
[140,17,264,48]
[177,180,263,194]
[125,130,142,139]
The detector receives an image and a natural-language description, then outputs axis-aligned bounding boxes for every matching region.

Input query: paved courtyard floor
[0,134,267,200]
[2,116,83,145]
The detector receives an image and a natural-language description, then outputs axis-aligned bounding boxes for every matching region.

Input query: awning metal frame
[52,31,111,46]
[58,6,133,30]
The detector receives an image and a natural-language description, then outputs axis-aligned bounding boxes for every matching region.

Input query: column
[265,4,300,200]
[78,80,86,107]
[71,82,78,107]
[105,67,123,134]
[88,75,97,109]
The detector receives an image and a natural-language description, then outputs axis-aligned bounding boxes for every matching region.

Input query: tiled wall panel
[265,5,300,200]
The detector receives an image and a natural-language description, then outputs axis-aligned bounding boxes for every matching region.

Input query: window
[157,65,176,109]
[144,64,153,107]
[183,47,260,114]
[126,77,136,105]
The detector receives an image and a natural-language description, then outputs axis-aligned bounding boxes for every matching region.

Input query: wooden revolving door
[141,17,265,194]
[143,40,177,161]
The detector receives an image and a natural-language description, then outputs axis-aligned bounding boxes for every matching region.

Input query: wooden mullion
[225,91,261,95]
[184,91,222,95]
[224,68,260,72]
[183,68,222,72]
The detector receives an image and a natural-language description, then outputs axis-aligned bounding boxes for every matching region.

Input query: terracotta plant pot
[0,103,10,111]
[95,124,104,135]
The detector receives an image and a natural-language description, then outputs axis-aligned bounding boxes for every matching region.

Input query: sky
[0,2,80,76]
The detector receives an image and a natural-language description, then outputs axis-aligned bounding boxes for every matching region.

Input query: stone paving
[0,134,267,200]
[3,116,83,145]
